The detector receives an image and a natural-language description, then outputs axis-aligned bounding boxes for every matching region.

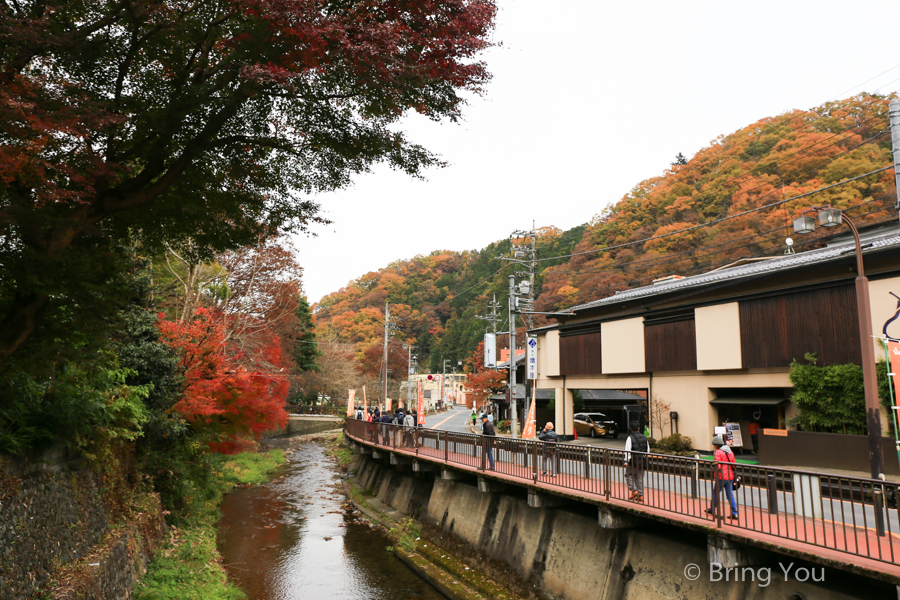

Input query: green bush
[655,433,693,453]
[789,353,866,434]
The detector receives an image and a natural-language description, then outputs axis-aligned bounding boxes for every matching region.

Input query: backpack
[628,432,649,468]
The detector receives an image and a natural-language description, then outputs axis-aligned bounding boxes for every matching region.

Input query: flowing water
[217,435,444,600]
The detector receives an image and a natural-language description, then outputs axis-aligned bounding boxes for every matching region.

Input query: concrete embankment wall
[0,447,166,600]
[353,453,890,600]
[262,416,343,438]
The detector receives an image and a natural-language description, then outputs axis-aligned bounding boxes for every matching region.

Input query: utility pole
[501,225,537,432]
[476,294,502,334]
[442,358,453,411]
[381,301,390,409]
[404,343,416,411]
[890,101,900,219]
[508,273,518,437]
[506,225,537,329]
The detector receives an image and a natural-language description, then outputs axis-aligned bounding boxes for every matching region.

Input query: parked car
[573,413,618,438]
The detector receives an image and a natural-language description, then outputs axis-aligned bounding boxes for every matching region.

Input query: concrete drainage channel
[344,474,526,600]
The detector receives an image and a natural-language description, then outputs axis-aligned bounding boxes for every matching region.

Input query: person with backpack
[403,410,416,447]
[538,422,559,477]
[471,409,477,432]
[481,414,496,470]
[706,435,739,520]
[379,411,392,445]
[624,421,648,502]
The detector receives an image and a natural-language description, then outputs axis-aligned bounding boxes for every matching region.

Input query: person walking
[706,435,739,520]
[538,422,559,477]
[748,420,760,454]
[403,410,416,448]
[481,414,496,470]
[624,421,648,502]
[470,409,477,433]
[379,411,392,445]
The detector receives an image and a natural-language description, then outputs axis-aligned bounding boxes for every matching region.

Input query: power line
[542,194,896,278]
[580,122,890,264]
[533,164,894,265]
[551,207,899,313]
[394,263,511,322]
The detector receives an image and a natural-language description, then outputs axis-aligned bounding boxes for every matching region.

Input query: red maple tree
[464,341,507,407]
[157,308,288,453]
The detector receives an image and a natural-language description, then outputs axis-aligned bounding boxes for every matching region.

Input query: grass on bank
[324,432,355,470]
[135,448,285,600]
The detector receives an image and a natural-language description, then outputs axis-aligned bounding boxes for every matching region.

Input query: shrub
[655,433,693,453]
[789,353,865,434]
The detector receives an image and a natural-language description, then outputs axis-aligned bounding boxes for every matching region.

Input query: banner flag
[362,385,367,406]
[347,389,356,417]
[417,380,425,426]
[522,399,536,438]
[386,397,392,412]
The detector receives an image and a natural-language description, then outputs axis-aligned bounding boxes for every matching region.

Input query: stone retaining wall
[0,450,108,599]
[0,448,166,600]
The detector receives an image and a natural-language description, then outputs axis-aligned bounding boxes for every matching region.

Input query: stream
[217,434,444,600]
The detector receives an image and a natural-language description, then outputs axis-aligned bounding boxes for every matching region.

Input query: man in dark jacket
[481,414,496,470]
[538,422,559,477]
[379,411,392,445]
[624,420,648,502]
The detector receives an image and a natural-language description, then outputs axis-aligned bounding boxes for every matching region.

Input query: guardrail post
[531,443,539,480]
[767,473,778,514]
[691,455,699,499]
[585,449,591,480]
[603,449,610,499]
[480,436,487,471]
[875,487,886,536]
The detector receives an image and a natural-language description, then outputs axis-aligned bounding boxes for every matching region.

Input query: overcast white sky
[292,0,900,304]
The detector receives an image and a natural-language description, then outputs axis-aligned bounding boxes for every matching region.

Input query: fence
[345,418,900,567]
[287,405,346,416]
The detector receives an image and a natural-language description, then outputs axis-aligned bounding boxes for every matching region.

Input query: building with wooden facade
[528,225,900,451]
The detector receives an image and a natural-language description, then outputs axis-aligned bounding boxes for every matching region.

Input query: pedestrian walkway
[346,420,900,580]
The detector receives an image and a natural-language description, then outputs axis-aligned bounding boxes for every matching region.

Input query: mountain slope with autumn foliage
[537,94,897,311]
[313,93,898,378]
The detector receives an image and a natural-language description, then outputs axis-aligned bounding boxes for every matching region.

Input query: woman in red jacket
[705,435,738,520]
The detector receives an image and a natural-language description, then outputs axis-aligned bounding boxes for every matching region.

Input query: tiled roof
[568,233,900,313]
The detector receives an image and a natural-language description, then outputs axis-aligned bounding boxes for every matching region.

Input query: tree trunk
[0,293,50,363]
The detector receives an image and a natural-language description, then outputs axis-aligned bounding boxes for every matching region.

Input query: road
[424,406,478,433]
[425,406,628,449]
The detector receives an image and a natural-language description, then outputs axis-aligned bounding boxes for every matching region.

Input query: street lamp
[793,205,885,484]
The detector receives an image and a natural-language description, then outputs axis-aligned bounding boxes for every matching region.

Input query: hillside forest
[312,93,898,398]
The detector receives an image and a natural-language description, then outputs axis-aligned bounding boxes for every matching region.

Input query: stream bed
[217,434,444,600]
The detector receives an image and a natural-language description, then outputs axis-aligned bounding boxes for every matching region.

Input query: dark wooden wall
[644,319,697,372]
[739,286,860,368]
[559,332,602,375]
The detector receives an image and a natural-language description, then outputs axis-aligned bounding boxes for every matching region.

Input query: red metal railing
[344,419,900,566]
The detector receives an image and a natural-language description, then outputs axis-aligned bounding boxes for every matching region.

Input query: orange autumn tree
[157,308,288,453]
[465,341,507,408]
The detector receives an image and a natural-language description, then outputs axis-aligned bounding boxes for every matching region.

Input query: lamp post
[793,206,885,483]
